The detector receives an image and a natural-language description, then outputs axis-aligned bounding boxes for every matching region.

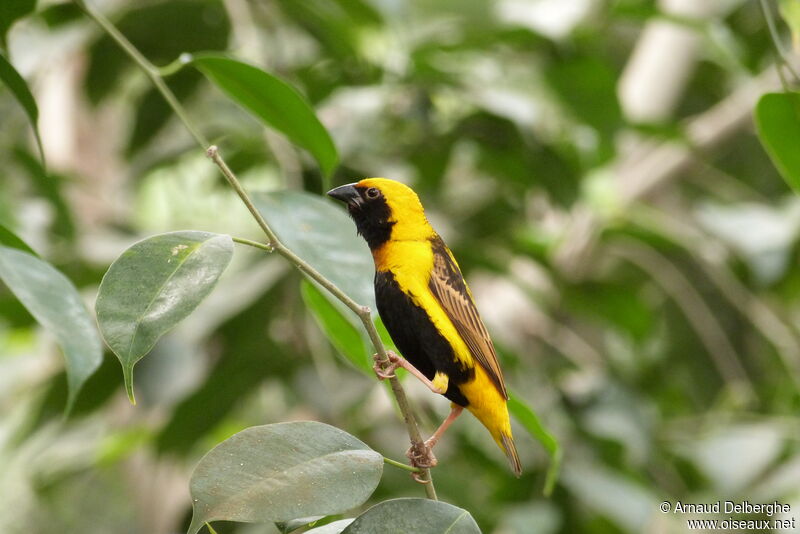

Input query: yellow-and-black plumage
[328,178,521,476]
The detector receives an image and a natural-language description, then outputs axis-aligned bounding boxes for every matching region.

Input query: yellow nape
[358,178,435,242]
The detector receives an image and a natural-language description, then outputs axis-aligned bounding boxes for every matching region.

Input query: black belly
[374,270,472,406]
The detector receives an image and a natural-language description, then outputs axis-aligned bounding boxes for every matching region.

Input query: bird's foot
[406,440,438,472]
[411,472,430,484]
[372,350,401,380]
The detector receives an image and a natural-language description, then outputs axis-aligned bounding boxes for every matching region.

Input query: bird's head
[327,178,434,250]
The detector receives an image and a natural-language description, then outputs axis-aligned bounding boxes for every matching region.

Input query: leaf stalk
[75,0,437,500]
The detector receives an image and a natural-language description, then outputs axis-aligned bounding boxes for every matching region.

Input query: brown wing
[428,237,508,399]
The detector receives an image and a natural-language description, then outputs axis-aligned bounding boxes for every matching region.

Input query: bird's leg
[424,404,463,449]
[372,351,447,395]
[406,405,464,482]
[407,439,437,472]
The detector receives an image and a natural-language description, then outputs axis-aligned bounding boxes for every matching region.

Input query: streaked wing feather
[428,239,508,399]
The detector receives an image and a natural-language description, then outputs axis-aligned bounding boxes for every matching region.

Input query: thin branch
[206,147,281,244]
[75,0,437,499]
[73,0,208,148]
[384,457,422,473]
[232,236,274,252]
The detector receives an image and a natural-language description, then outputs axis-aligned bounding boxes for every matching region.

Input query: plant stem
[75,0,437,500]
[74,0,209,148]
[384,457,422,473]
[231,236,274,252]
[216,149,436,495]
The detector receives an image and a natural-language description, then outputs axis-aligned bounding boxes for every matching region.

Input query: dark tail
[501,434,522,477]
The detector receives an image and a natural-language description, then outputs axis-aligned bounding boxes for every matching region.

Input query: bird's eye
[365,187,380,199]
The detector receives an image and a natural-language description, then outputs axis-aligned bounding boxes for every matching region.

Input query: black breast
[374,270,473,406]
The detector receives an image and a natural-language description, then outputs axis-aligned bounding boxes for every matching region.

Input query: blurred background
[2,0,800,532]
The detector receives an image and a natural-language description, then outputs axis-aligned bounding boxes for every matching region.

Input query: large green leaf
[253,190,374,311]
[0,246,102,412]
[0,51,44,164]
[192,55,338,178]
[508,391,561,496]
[187,421,383,534]
[95,231,233,403]
[0,222,36,255]
[305,519,355,533]
[755,92,800,193]
[341,498,480,534]
[301,279,371,373]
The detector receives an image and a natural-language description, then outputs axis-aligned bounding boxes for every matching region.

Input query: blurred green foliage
[2,0,800,532]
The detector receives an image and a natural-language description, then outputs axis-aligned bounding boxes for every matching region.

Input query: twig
[232,236,274,252]
[75,0,437,499]
[384,457,422,473]
[73,0,208,149]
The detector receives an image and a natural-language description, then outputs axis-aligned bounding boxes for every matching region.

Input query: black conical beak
[326,183,361,206]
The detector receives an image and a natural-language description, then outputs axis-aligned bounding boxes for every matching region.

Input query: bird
[327,177,521,477]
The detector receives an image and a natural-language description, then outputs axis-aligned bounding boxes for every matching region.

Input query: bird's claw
[373,365,396,379]
[406,440,438,471]
[411,471,431,484]
[372,351,401,380]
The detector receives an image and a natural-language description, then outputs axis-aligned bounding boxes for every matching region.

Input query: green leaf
[305,519,355,534]
[301,280,372,373]
[0,0,36,45]
[191,54,338,178]
[0,246,102,413]
[0,223,36,255]
[508,391,561,496]
[341,498,480,534]
[253,190,374,311]
[187,421,383,534]
[95,231,233,404]
[0,51,44,164]
[755,92,800,193]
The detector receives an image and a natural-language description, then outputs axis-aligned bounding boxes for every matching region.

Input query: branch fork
[76,0,437,499]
